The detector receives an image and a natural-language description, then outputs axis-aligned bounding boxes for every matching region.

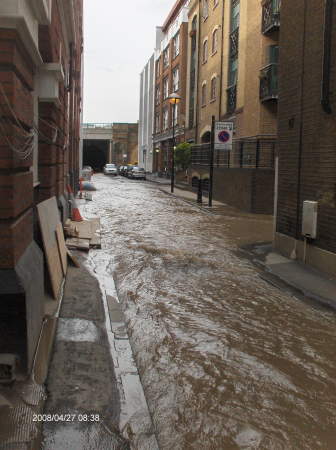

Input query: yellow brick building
[186,0,279,144]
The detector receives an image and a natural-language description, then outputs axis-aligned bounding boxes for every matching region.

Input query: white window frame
[172,66,179,92]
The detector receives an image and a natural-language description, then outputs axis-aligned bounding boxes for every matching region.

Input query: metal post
[208,115,215,207]
[171,104,175,193]
[239,141,244,168]
[197,178,202,204]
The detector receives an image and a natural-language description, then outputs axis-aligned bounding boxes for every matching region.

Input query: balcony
[262,0,280,34]
[260,63,278,102]
[227,84,237,114]
[229,28,239,58]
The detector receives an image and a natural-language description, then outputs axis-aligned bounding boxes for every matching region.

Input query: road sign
[214,122,233,150]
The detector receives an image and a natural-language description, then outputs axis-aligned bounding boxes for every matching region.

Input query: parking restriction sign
[214,122,233,150]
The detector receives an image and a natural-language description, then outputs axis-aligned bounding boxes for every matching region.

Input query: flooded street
[82,174,336,450]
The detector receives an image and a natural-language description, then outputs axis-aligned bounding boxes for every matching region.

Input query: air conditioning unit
[302,201,318,239]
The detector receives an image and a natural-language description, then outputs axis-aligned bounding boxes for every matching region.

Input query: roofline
[162,0,185,32]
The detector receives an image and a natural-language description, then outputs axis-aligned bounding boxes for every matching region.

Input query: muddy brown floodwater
[82,174,336,450]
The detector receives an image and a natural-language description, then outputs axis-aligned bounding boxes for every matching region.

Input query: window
[211,77,217,100]
[201,83,207,106]
[163,47,169,68]
[212,29,218,54]
[173,33,180,58]
[155,113,160,133]
[203,0,209,19]
[155,58,160,78]
[171,103,178,126]
[229,58,238,86]
[163,108,169,130]
[231,0,240,32]
[155,86,161,105]
[202,39,208,63]
[172,66,179,92]
[163,77,169,99]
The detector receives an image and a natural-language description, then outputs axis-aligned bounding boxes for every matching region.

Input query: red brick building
[0,0,83,373]
[152,0,189,174]
[274,0,336,275]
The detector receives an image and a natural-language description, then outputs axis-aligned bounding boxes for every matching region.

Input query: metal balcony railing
[259,63,278,101]
[227,84,237,114]
[229,28,239,58]
[262,0,280,34]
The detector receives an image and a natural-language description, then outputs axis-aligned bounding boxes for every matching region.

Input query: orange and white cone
[67,184,83,222]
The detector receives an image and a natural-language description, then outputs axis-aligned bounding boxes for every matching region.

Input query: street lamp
[168,93,181,193]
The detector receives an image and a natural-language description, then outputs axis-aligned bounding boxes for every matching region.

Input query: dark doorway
[201,131,211,143]
[83,140,109,171]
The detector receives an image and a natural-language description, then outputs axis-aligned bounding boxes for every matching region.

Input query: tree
[174,142,191,171]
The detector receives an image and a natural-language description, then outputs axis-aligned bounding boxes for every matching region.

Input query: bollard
[197,178,202,204]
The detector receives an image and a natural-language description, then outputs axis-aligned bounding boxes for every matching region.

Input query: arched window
[201,82,207,106]
[211,76,217,100]
[212,28,218,54]
[202,39,208,63]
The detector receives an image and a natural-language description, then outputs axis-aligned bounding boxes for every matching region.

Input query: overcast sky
[83,0,173,124]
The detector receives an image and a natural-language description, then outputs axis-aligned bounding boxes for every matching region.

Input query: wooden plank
[55,223,68,276]
[66,238,90,251]
[66,220,93,239]
[37,197,63,299]
[89,218,101,248]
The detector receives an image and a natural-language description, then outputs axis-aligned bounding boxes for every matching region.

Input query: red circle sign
[218,130,230,143]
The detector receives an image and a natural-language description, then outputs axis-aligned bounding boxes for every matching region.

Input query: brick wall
[0,30,35,269]
[192,166,275,214]
[276,0,336,254]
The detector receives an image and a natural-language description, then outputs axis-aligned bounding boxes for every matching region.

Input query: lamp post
[168,93,181,193]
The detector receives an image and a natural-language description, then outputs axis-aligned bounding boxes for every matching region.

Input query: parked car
[125,165,134,177]
[129,166,146,180]
[103,163,118,176]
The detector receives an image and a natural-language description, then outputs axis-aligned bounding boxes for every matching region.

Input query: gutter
[321,0,333,114]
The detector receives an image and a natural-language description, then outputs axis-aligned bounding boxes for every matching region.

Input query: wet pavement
[80,174,336,450]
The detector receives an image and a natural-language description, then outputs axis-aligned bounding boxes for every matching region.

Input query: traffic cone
[67,185,83,222]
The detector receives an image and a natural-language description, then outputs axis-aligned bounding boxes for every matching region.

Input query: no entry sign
[214,122,233,150]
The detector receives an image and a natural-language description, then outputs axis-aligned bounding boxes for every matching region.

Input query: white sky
[83,0,173,124]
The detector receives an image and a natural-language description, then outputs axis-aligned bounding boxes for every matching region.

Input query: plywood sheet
[55,223,68,276]
[89,218,101,248]
[66,238,90,251]
[37,197,63,299]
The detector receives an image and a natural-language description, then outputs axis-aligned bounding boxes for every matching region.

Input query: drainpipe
[292,0,308,259]
[218,0,225,119]
[321,0,333,114]
[195,0,202,143]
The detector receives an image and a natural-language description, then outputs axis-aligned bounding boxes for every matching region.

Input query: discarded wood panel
[37,197,64,299]
[66,238,90,251]
[65,220,92,239]
[67,249,80,268]
[89,218,101,248]
[55,223,68,276]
